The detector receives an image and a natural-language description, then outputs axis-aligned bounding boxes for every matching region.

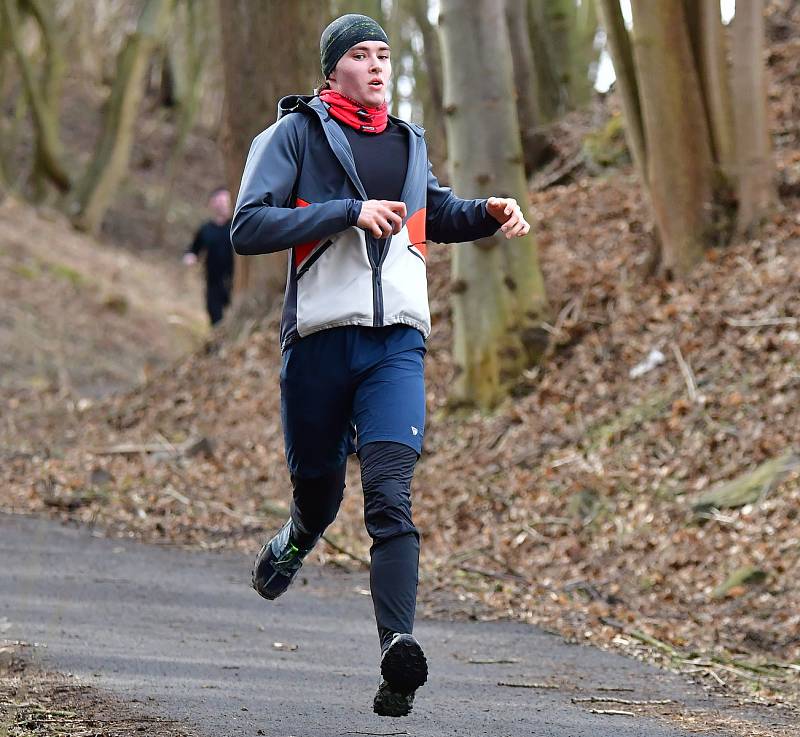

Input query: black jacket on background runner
[188,219,234,283]
[187,219,234,325]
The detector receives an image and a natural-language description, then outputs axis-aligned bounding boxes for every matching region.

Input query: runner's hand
[486,196,531,239]
[357,200,407,238]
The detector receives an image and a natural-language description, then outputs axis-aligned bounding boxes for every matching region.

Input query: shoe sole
[373,680,414,718]
[380,635,428,694]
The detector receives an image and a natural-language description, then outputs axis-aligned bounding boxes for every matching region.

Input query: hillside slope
[0,198,206,404]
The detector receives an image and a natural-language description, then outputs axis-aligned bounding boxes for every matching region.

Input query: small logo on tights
[410,426,419,436]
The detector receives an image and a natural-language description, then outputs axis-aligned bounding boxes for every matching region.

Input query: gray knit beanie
[320,14,390,79]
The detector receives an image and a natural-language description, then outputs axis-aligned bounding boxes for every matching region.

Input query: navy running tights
[289,441,419,652]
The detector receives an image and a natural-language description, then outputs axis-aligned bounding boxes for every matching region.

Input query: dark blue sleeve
[425,161,500,244]
[187,225,205,256]
[230,116,362,255]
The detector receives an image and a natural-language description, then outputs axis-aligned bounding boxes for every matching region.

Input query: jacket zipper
[366,234,388,327]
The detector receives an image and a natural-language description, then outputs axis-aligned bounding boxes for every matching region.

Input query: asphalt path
[0,513,771,736]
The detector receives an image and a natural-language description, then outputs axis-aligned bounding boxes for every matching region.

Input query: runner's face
[209,190,231,220]
[328,40,391,108]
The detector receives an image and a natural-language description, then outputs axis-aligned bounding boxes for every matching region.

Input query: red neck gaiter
[319,89,388,134]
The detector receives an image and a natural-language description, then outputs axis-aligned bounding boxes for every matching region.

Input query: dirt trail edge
[0,514,792,737]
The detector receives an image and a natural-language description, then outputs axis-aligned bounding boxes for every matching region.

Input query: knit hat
[320,14,390,79]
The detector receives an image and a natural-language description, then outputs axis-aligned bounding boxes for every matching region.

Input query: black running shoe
[373,634,428,717]
[251,520,310,600]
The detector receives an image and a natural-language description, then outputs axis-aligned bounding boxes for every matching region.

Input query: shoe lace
[272,541,304,575]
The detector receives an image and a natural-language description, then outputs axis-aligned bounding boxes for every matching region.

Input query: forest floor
[2,1,799,724]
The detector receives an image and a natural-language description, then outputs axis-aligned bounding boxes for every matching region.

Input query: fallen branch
[587,708,635,716]
[206,500,262,528]
[162,487,191,506]
[572,696,673,705]
[498,681,558,689]
[459,564,528,584]
[90,441,173,455]
[533,152,585,190]
[321,535,370,567]
[724,316,798,328]
[680,659,782,683]
[703,668,727,686]
[691,451,798,513]
[90,435,210,457]
[671,342,698,404]
[628,629,681,657]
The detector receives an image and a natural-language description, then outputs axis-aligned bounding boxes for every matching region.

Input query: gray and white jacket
[230,94,498,351]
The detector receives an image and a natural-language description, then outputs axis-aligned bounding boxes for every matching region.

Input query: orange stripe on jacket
[293,198,318,266]
[406,207,427,258]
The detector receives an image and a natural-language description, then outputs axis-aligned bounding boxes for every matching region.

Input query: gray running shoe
[251,520,311,600]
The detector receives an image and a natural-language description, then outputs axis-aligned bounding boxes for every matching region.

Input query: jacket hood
[277,94,316,119]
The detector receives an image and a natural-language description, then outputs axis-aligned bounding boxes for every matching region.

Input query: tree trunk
[440,0,548,409]
[159,46,177,108]
[597,0,647,174]
[527,0,563,121]
[505,0,549,175]
[683,0,736,175]
[529,0,598,114]
[333,0,385,20]
[70,0,175,234]
[731,0,774,235]
[569,0,599,109]
[386,0,404,118]
[630,0,715,276]
[154,0,208,248]
[406,0,447,177]
[217,0,324,303]
[0,11,14,192]
[23,0,70,197]
[1,0,71,195]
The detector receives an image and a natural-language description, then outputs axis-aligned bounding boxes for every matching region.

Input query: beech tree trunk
[569,0,599,109]
[527,0,599,120]
[71,0,175,234]
[440,0,549,409]
[1,0,71,196]
[505,0,549,175]
[601,0,774,274]
[217,0,323,303]
[597,0,646,174]
[406,0,447,177]
[154,0,208,248]
[527,0,564,121]
[684,0,736,174]
[630,0,715,275]
[731,0,774,235]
